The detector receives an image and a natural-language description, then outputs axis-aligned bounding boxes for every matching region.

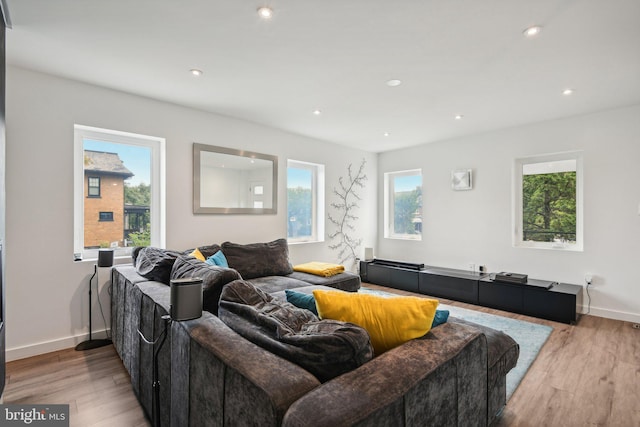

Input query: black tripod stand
[75,264,112,350]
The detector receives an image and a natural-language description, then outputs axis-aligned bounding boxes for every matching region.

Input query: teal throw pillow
[285,289,318,315]
[206,250,229,268]
[432,309,449,328]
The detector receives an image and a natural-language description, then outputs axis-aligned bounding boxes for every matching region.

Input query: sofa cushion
[182,244,222,259]
[248,275,312,294]
[313,290,438,355]
[285,290,318,315]
[449,317,519,389]
[219,280,373,382]
[188,248,206,261]
[205,250,229,268]
[287,290,448,328]
[170,255,242,315]
[135,247,183,284]
[286,271,360,292]
[221,239,293,279]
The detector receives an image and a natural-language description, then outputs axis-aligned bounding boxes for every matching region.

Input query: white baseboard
[578,305,640,323]
[6,329,110,362]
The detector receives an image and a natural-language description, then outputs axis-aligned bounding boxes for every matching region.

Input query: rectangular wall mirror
[193,143,278,214]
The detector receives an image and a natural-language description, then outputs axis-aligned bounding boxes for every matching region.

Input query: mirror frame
[193,143,278,214]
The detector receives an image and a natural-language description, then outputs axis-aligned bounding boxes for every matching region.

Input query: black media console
[360,259,582,324]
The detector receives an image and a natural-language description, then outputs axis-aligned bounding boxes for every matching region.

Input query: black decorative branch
[328,159,367,269]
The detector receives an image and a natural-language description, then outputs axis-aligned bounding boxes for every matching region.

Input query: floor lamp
[76,249,113,351]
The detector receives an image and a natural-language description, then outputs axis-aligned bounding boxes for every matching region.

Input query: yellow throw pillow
[313,290,438,355]
[189,248,206,262]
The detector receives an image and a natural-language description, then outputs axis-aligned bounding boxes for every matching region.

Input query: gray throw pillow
[170,255,242,316]
[135,247,183,284]
[219,280,373,382]
[221,238,293,279]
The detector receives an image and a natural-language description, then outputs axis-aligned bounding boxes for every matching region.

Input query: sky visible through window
[394,174,421,192]
[288,167,312,188]
[84,139,151,186]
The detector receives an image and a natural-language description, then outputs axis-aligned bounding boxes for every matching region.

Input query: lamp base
[75,338,112,351]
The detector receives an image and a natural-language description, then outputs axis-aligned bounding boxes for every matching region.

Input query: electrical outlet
[584,274,593,285]
[632,323,640,329]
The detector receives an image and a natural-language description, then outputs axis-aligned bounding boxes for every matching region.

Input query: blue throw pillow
[432,309,449,328]
[205,250,229,268]
[285,289,318,315]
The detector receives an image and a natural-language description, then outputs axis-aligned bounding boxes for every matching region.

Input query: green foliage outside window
[394,187,422,235]
[125,183,151,206]
[288,187,312,238]
[522,172,576,242]
[128,223,151,247]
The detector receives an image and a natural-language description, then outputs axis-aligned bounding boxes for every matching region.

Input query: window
[74,125,166,259]
[88,177,101,197]
[384,169,422,240]
[514,152,583,250]
[99,212,114,222]
[287,160,325,243]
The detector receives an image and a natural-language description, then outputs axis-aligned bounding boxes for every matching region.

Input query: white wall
[378,104,640,323]
[5,66,377,360]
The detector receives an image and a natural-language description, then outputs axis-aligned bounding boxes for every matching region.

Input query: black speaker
[170,278,203,321]
[359,260,370,282]
[97,249,114,267]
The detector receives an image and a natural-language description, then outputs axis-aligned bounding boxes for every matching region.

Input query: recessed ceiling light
[383,132,390,137]
[386,79,402,87]
[257,6,273,19]
[562,88,574,96]
[312,109,322,116]
[190,69,203,76]
[523,25,543,38]
[454,114,464,120]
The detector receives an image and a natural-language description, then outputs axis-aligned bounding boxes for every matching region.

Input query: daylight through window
[384,169,422,240]
[74,125,166,260]
[287,160,325,243]
[514,153,583,250]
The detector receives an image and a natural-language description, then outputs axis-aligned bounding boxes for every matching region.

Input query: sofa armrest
[282,322,489,427]
[171,312,321,427]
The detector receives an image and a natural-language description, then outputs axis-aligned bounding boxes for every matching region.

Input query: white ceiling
[5,0,640,153]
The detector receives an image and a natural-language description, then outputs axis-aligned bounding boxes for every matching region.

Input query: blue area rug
[359,287,553,399]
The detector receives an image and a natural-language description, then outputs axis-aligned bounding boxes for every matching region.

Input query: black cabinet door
[419,273,479,304]
[478,281,523,312]
[367,264,419,292]
[523,288,576,323]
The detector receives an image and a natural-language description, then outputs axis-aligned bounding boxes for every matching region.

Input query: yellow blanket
[293,261,345,277]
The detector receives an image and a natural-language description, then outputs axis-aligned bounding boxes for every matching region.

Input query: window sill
[384,235,422,241]
[288,239,324,245]
[514,243,583,252]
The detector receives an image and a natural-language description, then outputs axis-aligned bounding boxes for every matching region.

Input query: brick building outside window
[83,150,133,248]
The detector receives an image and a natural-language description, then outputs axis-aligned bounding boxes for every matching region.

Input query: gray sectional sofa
[111,240,518,426]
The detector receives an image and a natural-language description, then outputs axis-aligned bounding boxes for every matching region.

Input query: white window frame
[513,151,583,251]
[287,159,325,244]
[384,169,422,240]
[74,125,166,261]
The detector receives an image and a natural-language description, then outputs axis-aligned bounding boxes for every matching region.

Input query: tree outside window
[385,170,422,239]
[515,154,583,250]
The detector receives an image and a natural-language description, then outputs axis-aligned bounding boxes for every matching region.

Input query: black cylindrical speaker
[170,278,203,321]
[97,249,114,267]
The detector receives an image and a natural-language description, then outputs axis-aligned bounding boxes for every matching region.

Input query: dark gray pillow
[170,256,242,315]
[221,238,293,279]
[131,246,144,266]
[219,280,373,382]
[135,247,183,284]
[182,244,222,259]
